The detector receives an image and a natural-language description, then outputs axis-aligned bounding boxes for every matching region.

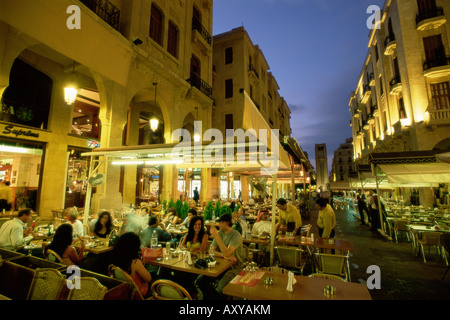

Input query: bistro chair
[275,246,306,275]
[308,273,347,282]
[27,268,66,300]
[314,252,348,281]
[45,248,66,265]
[67,276,107,300]
[417,232,448,265]
[393,219,411,243]
[108,264,152,300]
[150,279,192,300]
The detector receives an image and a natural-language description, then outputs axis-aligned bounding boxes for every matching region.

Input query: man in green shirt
[196,213,246,299]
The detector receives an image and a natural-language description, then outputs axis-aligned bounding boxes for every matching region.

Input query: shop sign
[87,139,100,149]
[2,124,39,138]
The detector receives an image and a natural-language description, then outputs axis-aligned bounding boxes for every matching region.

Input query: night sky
[213,0,385,172]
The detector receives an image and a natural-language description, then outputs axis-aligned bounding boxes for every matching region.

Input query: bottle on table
[151,230,158,248]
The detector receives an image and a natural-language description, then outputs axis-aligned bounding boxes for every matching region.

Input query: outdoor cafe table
[223,270,371,300]
[144,253,235,277]
[243,235,270,246]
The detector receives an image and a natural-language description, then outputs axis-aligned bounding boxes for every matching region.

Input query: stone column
[240,175,249,202]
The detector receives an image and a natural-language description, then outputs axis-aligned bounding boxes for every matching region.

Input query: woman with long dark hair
[45,224,85,266]
[180,216,208,252]
[112,232,152,298]
[92,211,113,238]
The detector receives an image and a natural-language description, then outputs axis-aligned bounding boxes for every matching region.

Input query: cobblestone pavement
[304,205,450,300]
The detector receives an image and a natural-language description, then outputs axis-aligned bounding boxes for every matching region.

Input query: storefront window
[65,148,90,208]
[0,140,44,211]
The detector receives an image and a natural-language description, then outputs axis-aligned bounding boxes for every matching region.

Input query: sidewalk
[304,205,450,300]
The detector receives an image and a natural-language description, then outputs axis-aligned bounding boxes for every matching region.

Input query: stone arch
[433,138,450,150]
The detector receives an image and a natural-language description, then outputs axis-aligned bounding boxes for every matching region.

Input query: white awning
[379,163,450,184]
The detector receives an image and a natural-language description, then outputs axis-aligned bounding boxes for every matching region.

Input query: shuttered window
[150,4,163,45]
[431,82,450,110]
[167,21,178,58]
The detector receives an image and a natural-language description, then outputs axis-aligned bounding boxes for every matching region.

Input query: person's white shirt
[0,218,33,250]
[252,220,272,235]
[70,219,84,237]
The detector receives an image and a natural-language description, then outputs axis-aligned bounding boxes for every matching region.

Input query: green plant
[204,201,213,220]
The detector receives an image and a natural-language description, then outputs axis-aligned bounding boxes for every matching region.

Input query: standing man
[0,208,35,251]
[368,190,381,232]
[193,187,200,204]
[196,213,246,300]
[357,195,370,225]
[0,180,13,212]
[275,198,302,235]
[316,197,336,239]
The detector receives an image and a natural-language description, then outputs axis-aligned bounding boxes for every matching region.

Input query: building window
[225,47,233,64]
[374,44,379,62]
[379,76,384,96]
[1,58,52,129]
[398,97,407,119]
[383,111,388,132]
[431,82,450,110]
[423,35,446,69]
[225,79,233,98]
[225,114,233,136]
[167,21,178,58]
[150,4,163,45]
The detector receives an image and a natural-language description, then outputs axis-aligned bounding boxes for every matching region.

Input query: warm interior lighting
[111,160,144,165]
[0,146,43,155]
[400,118,411,127]
[150,118,159,131]
[145,159,183,165]
[64,87,78,105]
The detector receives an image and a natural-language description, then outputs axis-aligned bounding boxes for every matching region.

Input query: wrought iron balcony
[416,7,445,25]
[192,17,212,45]
[187,72,213,99]
[423,56,450,71]
[384,34,396,55]
[384,34,396,47]
[80,0,120,30]
[389,74,402,95]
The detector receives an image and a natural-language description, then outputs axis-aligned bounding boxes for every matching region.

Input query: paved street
[305,205,450,300]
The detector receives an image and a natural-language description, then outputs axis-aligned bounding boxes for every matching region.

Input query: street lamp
[64,62,78,105]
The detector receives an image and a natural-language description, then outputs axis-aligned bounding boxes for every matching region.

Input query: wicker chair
[275,246,306,275]
[418,232,448,265]
[67,277,107,300]
[27,268,66,300]
[108,264,152,300]
[308,273,347,282]
[150,280,192,300]
[314,253,348,281]
[45,249,66,265]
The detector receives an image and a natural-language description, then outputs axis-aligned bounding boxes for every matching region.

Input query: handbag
[141,247,163,262]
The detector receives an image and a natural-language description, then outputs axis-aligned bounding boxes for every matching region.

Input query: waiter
[275,198,302,235]
[0,180,13,212]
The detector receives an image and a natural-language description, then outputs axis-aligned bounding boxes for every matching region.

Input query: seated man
[0,208,35,251]
[195,213,247,300]
[141,215,173,247]
[65,207,84,238]
[252,210,272,236]
[275,198,302,235]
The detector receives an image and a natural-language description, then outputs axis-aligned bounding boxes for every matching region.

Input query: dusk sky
[213,0,385,172]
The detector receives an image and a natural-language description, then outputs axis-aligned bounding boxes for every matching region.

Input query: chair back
[394,219,409,231]
[67,277,107,300]
[108,264,144,300]
[308,273,347,282]
[150,280,192,300]
[423,232,442,246]
[316,253,347,279]
[45,249,66,265]
[275,246,303,271]
[27,268,66,300]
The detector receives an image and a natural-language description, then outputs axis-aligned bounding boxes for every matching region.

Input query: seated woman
[179,216,208,253]
[45,224,85,267]
[112,232,152,298]
[161,208,180,227]
[91,211,113,238]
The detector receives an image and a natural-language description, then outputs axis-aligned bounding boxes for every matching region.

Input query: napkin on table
[185,251,193,265]
[286,271,297,292]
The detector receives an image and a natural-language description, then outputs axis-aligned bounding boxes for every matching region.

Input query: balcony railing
[248,64,259,79]
[416,7,445,25]
[384,34,396,47]
[389,74,401,87]
[192,17,212,45]
[188,73,213,99]
[423,56,450,71]
[80,0,120,30]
